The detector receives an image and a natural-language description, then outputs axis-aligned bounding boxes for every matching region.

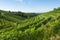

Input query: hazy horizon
[0,0,60,12]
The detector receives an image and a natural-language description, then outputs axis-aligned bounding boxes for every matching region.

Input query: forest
[0,7,60,40]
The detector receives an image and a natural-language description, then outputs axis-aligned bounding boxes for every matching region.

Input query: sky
[0,0,60,13]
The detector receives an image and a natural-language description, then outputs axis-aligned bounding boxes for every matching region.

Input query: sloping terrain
[0,8,60,40]
[0,10,38,23]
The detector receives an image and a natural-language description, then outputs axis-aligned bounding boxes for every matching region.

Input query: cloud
[14,0,24,2]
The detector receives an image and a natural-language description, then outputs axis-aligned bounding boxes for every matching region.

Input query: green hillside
[0,8,60,40]
[0,10,38,23]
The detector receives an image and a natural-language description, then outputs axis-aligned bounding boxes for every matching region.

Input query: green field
[0,8,60,40]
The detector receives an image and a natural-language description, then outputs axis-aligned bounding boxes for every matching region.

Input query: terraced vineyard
[0,8,60,40]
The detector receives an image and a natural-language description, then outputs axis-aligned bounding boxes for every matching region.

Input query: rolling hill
[0,8,60,40]
[0,10,38,23]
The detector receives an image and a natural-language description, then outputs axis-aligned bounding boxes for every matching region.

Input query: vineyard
[0,8,60,40]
